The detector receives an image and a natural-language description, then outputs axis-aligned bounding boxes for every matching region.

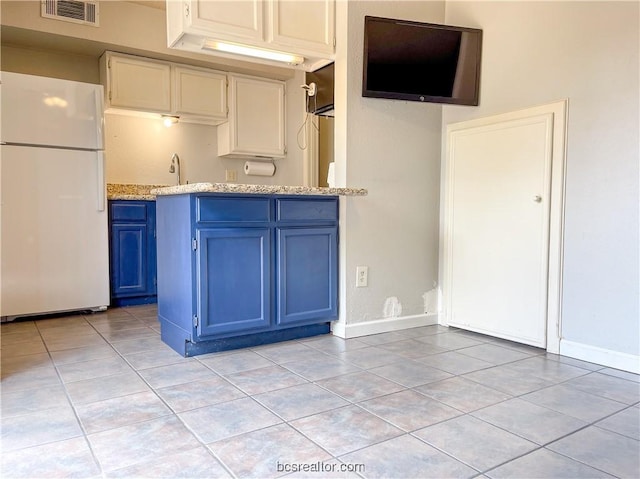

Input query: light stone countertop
[150,183,368,197]
[107,183,169,200]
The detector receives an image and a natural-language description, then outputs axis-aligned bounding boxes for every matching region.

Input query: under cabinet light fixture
[162,115,179,127]
[201,40,304,66]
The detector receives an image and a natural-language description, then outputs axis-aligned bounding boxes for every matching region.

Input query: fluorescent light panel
[202,40,304,65]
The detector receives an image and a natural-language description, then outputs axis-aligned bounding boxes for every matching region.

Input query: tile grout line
[4,307,638,478]
[87,309,240,479]
[34,313,108,477]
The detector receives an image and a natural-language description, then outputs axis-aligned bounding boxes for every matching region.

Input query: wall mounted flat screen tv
[363,16,482,106]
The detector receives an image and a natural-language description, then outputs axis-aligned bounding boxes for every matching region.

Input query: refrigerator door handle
[97,151,106,211]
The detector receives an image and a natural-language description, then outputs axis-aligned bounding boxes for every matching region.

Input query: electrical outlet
[356,266,368,287]
[225,169,237,182]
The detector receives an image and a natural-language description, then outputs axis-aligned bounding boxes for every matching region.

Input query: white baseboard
[560,339,640,374]
[331,313,438,339]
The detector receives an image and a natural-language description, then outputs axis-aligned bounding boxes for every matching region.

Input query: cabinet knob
[534,195,542,203]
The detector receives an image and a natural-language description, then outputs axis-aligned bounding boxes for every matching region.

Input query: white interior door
[445,113,554,347]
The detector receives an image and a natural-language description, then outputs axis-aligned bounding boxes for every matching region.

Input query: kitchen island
[152,183,367,357]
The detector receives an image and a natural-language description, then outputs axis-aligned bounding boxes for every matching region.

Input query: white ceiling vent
[41,0,99,27]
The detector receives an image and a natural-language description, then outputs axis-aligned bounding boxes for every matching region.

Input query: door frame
[441,100,568,353]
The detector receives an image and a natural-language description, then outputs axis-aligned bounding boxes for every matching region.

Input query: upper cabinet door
[218,74,286,158]
[105,54,171,113]
[189,0,264,43]
[269,0,335,55]
[173,66,227,120]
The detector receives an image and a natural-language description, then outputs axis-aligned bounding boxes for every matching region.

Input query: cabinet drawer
[276,198,338,222]
[197,197,271,223]
[110,202,149,222]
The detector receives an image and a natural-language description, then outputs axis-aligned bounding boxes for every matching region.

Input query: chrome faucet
[169,153,181,185]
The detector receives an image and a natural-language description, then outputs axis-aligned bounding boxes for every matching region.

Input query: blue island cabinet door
[111,223,148,296]
[196,228,271,337]
[277,227,338,325]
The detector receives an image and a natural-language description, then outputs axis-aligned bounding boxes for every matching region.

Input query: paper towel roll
[244,160,276,177]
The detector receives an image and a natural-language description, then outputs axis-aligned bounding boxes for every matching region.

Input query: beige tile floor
[1,305,638,478]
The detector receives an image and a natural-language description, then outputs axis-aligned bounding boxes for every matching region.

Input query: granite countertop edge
[107,193,158,201]
[106,183,170,201]
[150,183,368,197]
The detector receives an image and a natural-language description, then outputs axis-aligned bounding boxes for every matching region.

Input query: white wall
[443,2,639,362]
[333,1,445,336]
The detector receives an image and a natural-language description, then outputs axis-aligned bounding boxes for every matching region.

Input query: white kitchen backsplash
[103,112,303,187]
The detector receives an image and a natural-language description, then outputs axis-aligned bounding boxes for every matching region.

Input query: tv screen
[363,16,482,106]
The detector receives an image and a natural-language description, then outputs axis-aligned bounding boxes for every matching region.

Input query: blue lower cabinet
[108,200,157,306]
[156,194,338,357]
[111,224,147,296]
[277,227,338,325]
[197,228,271,336]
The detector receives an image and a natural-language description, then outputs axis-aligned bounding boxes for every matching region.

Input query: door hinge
[108,91,112,101]
[192,238,197,251]
[184,3,190,18]
[193,315,198,327]
[333,37,336,48]
[108,57,111,68]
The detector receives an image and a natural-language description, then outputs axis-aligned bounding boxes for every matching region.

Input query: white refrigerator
[1,72,109,320]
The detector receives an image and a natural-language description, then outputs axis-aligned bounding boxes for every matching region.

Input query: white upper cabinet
[102,53,172,113]
[100,52,285,157]
[167,0,335,71]
[100,52,227,125]
[269,0,334,56]
[187,0,264,43]
[173,66,227,121]
[218,74,286,159]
